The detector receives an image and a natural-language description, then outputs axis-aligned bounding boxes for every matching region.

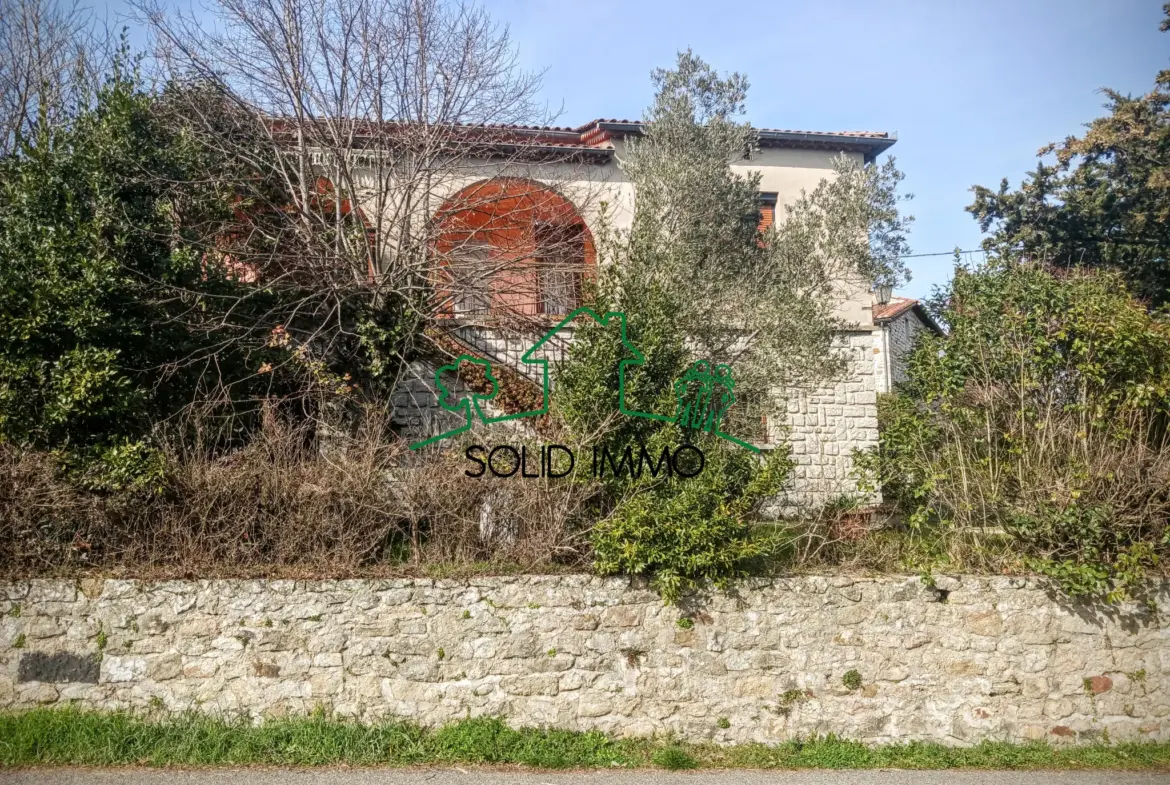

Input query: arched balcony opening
[432,178,595,321]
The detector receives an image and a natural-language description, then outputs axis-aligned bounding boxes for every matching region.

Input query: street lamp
[875,284,893,305]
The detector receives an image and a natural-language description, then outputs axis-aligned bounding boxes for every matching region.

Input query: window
[757,192,778,234]
[535,222,584,316]
[450,242,491,316]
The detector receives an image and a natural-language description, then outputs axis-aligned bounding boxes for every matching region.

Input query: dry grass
[0,422,1051,581]
[8,405,1150,583]
[396,447,598,569]
[0,411,598,579]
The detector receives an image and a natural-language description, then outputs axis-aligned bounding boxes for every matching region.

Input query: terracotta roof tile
[872,297,920,322]
[573,119,891,142]
[873,297,947,335]
[271,117,894,158]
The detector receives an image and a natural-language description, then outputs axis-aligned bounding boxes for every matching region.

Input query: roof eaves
[594,120,644,134]
[469,142,614,164]
[874,300,945,336]
[756,129,896,163]
[591,120,896,162]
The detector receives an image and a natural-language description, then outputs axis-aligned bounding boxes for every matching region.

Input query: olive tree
[557,51,913,600]
[566,50,912,432]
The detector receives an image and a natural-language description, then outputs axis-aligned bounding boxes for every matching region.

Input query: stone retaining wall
[2,576,1167,745]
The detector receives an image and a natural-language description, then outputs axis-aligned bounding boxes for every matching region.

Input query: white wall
[386,144,878,327]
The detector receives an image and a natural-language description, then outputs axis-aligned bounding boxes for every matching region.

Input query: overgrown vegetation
[6,0,1168,612]
[1,64,278,481]
[857,262,1170,600]
[0,1,591,580]
[2,709,1169,770]
[850,8,1170,602]
[0,412,597,576]
[0,54,419,488]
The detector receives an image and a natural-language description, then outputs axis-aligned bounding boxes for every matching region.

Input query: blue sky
[496,0,1168,300]
[102,0,1167,300]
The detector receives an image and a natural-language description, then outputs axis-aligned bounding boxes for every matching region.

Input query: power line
[898,249,987,259]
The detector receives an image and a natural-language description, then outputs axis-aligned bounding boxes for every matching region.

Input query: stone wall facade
[3,576,1167,745]
[778,330,880,507]
[391,360,470,444]
[874,310,929,394]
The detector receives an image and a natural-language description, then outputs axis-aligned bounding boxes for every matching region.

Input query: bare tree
[0,0,108,155]
[133,0,601,422]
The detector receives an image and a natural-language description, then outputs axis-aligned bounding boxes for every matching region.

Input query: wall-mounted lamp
[875,284,894,305]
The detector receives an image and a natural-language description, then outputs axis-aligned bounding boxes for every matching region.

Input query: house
[394,118,921,506]
[873,296,945,392]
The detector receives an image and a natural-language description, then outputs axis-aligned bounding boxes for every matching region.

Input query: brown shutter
[757,192,778,234]
[758,204,774,233]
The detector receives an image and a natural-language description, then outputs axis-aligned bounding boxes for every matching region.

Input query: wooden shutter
[758,192,778,234]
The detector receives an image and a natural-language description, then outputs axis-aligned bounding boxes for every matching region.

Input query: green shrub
[858,262,1170,601]
[0,65,414,485]
[842,670,862,691]
[591,439,789,603]
[556,258,790,603]
[0,70,293,477]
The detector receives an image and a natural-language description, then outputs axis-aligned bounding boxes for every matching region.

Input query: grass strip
[1,708,1168,771]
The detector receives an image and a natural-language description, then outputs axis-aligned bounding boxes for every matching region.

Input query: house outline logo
[409,306,760,453]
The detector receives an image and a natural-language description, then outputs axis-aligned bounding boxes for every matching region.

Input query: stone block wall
[2,576,1167,745]
[778,330,880,507]
[390,360,471,444]
[874,311,929,394]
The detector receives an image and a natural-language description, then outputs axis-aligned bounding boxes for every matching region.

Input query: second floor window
[757,192,778,234]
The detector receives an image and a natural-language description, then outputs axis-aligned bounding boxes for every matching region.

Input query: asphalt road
[2,769,1168,785]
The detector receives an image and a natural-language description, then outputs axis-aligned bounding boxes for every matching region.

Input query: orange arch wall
[432,178,595,318]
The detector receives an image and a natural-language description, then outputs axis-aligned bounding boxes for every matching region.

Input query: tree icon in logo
[410,355,500,449]
[672,360,756,452]
[409,308,759,453]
